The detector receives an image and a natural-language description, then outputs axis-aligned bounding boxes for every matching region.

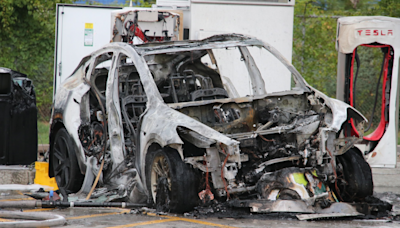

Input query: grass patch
[398,131,400,145]
[38,121,50,144]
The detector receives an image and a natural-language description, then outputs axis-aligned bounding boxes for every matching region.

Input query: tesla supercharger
[336,16,400,168]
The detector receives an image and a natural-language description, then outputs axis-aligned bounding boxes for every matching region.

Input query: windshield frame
[136,35,310,105]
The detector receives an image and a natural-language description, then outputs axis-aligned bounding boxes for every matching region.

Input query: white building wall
[55,2,295,97]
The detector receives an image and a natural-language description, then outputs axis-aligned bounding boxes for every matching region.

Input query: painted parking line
[2,204,237,228]
[107,218,180,228]
[24,208,54,212]
[0,218,14,222]
[64,209,237,228]
[147,212,237,228]
[165,216,236,228]
[68,209,131,220]
[108,212,237,228]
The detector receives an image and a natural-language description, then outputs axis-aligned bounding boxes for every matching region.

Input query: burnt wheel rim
[53,135,71,188]
[150,154,171,202]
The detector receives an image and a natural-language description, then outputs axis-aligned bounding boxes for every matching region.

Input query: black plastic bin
[0,67,37,165]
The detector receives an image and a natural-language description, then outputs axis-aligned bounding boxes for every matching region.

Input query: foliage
[352,46,386,129]
[293,0,400,97]
[293,1,337,96]
[0,0,155,120]
[81,0,155,7]
[38,120,50,144]
[0,0,75,120]
[293,0,400,143]
[376,0,400,17]
[135,0,154,7]
[0,0,399,121]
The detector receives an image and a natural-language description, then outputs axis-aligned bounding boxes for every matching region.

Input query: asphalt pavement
[1,146,400,227]
[1,189,400,227]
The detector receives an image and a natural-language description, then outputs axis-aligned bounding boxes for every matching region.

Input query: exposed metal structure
[49,34,373,213]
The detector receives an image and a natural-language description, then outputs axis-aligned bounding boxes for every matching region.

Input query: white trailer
[54,1,295,97]
[54,4,122,98]
[157,0,295,94]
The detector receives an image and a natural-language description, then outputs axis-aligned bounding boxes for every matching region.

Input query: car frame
[49,34,372,213]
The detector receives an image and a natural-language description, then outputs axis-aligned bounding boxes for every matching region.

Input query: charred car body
[49,34,373,213]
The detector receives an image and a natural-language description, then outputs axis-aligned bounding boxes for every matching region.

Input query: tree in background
[0,0,155,120]
[377,0,400,17]
[0,0,399,120]
[292,0,400,135]
[293,0,400,97]
[0,0,75,119]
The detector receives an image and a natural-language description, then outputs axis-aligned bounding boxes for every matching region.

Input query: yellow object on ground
[34,162,58,190]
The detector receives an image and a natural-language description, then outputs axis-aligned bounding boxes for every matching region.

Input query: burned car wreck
[49,34,373,214]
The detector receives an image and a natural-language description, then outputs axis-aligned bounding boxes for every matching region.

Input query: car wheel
[146,148,199,213]
[52,128,84,193]
[335,148,373,202]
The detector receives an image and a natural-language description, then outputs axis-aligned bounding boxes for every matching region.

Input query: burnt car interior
[150,51,229,103]
[59,36,372,214]
[143,46,370,209]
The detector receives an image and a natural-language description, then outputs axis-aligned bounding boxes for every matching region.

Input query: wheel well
[48,121,65,177]
[146,143,162,161]
[335,147,373,201]
[144,144,201,212]
[344,146,364,158]
[145,141,204,179]
[147,143,162,154]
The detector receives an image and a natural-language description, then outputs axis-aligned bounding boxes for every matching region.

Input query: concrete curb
[0,166,35,185]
